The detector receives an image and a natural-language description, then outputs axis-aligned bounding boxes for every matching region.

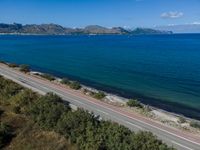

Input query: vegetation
[40,73,55,81]
[0,60,6,64]
[127,99,143,108]
[90,91,106,100]
[190,121,200,129]
[0,123,12,148]
[61,78,70,85]
[19,64,30,73]
[61,78,81,90]
[0,76,175,150]
[69,81,81,90]
[178,117,186,124]
[8,63,19,68]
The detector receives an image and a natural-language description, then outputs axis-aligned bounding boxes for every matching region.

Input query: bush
[0,123,12,148]
[0,109,4,116]
[90,91,106,100]
[190,121,200,129]
[8,63,19,68]
[29,93,70,130]
[19,64,30,73]
[40,73,55,81]
[12,106,21,114]
[0,60,6,64]
[10,89,38,114]
[0,76,23,101]
[69,81,81,90]
[127,99,143,108]
[61,78,70,85]
[178,117,186,124]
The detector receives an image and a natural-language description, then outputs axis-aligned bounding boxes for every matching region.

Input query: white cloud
[192,21,200,25]
[161,11,183,19]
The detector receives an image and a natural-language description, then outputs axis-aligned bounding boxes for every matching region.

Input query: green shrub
[127,99,143,108]
[178,117,186,124]
[0,123,12,148]
[0,109,4,116]
[29,93,70,130]
[10,89,38,114]
[90,91,106,100]
[19,64,30,73]
[12,106,21,114]
[69,81,81,90]
[0,60,6,64]
[40,73,55,81]
[8,63,19,68]
[0,76,23,101]
[61,78,70,85]
[190,121,200,129]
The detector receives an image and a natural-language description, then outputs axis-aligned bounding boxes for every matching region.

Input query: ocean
[0,34,200,119]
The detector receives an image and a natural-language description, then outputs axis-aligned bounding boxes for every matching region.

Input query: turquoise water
[0,34,200,119]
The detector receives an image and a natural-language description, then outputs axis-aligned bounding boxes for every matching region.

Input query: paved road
[0,65,200,150]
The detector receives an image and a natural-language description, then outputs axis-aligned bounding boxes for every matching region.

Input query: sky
[0,0,200,28]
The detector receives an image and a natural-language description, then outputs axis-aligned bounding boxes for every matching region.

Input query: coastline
[1,61,200,135]
[27,64,200,120]
[28,67,200,134]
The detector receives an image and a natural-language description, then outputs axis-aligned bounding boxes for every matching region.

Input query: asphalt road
[0,65,200,150]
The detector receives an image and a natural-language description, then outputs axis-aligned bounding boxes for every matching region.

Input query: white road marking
[172,141,194,150]
[125,121,143,130]
[97,109,109,115]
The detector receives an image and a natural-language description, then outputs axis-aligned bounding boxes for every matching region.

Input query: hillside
[0,23,172,35]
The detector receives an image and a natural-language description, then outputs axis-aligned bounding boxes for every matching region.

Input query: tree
[19,64,30,73]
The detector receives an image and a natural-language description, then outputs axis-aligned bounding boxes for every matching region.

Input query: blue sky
[0,0,199,28]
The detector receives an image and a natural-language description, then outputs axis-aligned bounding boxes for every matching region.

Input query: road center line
[125,121,143,130]
[172,141,194,150]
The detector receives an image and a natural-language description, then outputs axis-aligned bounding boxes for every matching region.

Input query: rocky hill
[0,23,172,35]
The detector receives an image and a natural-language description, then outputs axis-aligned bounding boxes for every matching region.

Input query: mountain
[131,28,173,34]
[154,24,200,33]
[0,23,172,35]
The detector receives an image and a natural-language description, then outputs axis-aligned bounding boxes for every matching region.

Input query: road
[0,64,200,150]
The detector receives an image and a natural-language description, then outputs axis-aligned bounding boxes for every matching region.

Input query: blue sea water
[0,34,200,119]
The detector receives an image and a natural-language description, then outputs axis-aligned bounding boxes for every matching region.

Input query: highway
[0,64,200,150]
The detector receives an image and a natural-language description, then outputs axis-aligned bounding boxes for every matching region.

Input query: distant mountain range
[155,24,200,33]
[0,23,172,35]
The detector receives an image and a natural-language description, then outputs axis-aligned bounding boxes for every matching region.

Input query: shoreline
[28,70,200,132]
[1,61,200,134]
[27,64,200,120]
